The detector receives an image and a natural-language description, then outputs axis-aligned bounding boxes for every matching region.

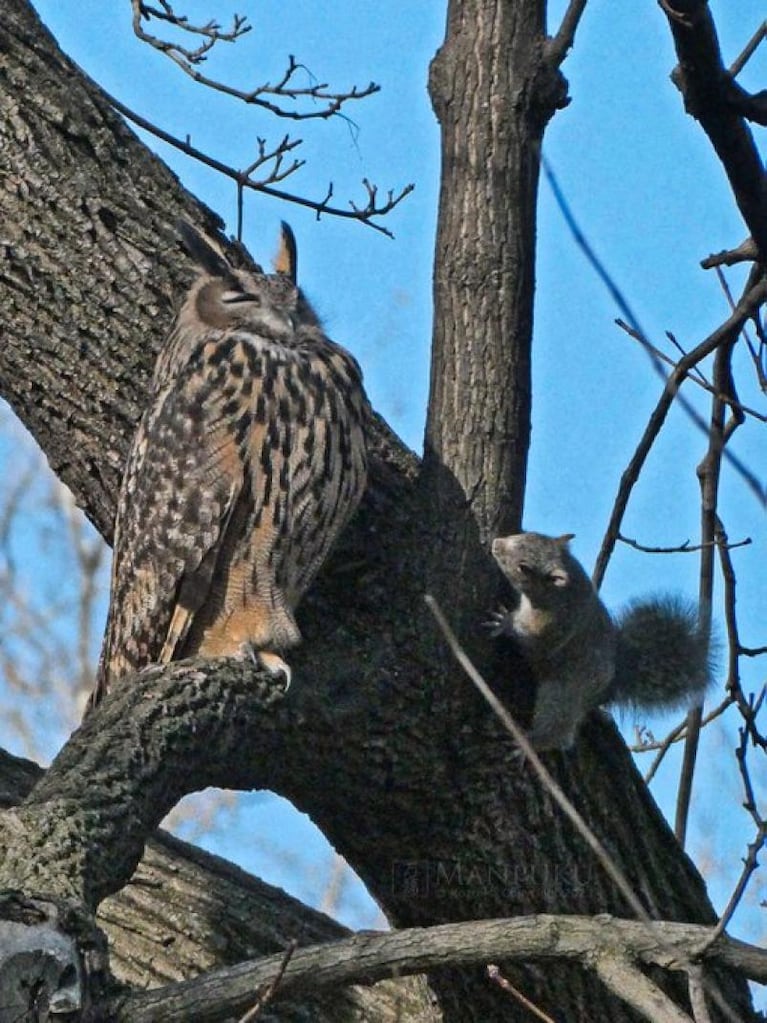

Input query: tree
[1,1,765,1020]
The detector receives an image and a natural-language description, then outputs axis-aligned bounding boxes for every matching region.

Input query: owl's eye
[221,290,262,306]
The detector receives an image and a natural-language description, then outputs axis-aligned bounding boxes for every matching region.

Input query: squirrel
[487,532,713,750]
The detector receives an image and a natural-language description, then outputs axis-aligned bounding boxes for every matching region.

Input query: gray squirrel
[488,532,712,750]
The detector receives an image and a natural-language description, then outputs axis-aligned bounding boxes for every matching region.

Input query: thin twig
[614,319,766,423]
[632,695,733,773]
[714,265,767,394]
[237,940,298,1023]
[424,595,656,925]
[618,534,752,555]
[728,20,767,78]
[594,275,767,590]
[545,157,767,501]
[487,964,556,1022]
[131,1,379,120]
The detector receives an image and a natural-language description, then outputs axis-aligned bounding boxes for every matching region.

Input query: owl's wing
[94,336,256,700]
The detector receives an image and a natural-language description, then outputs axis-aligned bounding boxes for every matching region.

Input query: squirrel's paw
[483,606,514,638]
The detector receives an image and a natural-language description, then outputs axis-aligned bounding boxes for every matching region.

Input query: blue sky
[9,0,766,952]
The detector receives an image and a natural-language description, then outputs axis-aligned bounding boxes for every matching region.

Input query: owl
[89,221,369,707]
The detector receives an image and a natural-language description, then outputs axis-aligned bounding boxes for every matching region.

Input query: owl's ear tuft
[274,222,298,284]
[177,220,234,279]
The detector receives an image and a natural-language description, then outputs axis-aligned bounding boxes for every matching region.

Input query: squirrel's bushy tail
[610,595,713,710]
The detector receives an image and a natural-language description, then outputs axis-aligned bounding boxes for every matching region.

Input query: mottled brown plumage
[90,223,368,707]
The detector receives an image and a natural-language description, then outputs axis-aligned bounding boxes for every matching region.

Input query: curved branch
[1,658,287,907]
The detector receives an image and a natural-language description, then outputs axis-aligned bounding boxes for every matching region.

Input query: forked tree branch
[131,0,379,119]
[594,273,767,589]
[103,86,413,237]
[545,0,589,66]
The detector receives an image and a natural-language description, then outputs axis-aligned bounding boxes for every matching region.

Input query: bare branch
[614,318,767,423]
[728,19,767,78]
[724,80,767,127]
[237,940,297,1023]
[107,914,767,1023]
[676,304,741,847]
[713,265,767,396]
[487,964,555,1022]
[594,275,767,589]
[700,785,767,951]
[131,1,378,120]
[631,694,733,768]
[716,517,767,748]
[661,1,767,261]
[133,0,250,62]
[545,0,589,67]
[102,87,412,237]
[687,965,714,1023]
[594,955,693,1023]
[701,238,758,269]
[618,534,752,555]
[545,159,767,492]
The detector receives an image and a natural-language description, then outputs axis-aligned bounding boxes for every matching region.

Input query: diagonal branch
[593,273,767,589]
[103,87,413,237]
[545,0,589,66]
[660,1,767,261]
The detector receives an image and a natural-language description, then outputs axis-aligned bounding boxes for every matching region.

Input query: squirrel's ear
[550,568,569,587]
[555,533,576,546]
[274,221,298,283]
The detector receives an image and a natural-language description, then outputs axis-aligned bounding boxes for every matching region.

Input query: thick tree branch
[660,1,767,261]
[109,916,767,1023]
[0,750,436,1022]
[0,659,287,907]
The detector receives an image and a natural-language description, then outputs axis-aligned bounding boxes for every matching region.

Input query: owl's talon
[234,643,292,689]
[256,650,292,690]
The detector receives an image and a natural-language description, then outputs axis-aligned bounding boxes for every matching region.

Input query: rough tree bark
[0,750,436,1021]
[0,1,757,1021]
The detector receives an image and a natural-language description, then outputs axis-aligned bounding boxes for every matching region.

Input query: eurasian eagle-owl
[90,222,369,706]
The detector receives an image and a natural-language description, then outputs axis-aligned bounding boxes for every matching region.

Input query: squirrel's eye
[519,562,533,576]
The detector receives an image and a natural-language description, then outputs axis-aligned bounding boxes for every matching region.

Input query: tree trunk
[426,0,543,547]
[0,1,756,1020]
